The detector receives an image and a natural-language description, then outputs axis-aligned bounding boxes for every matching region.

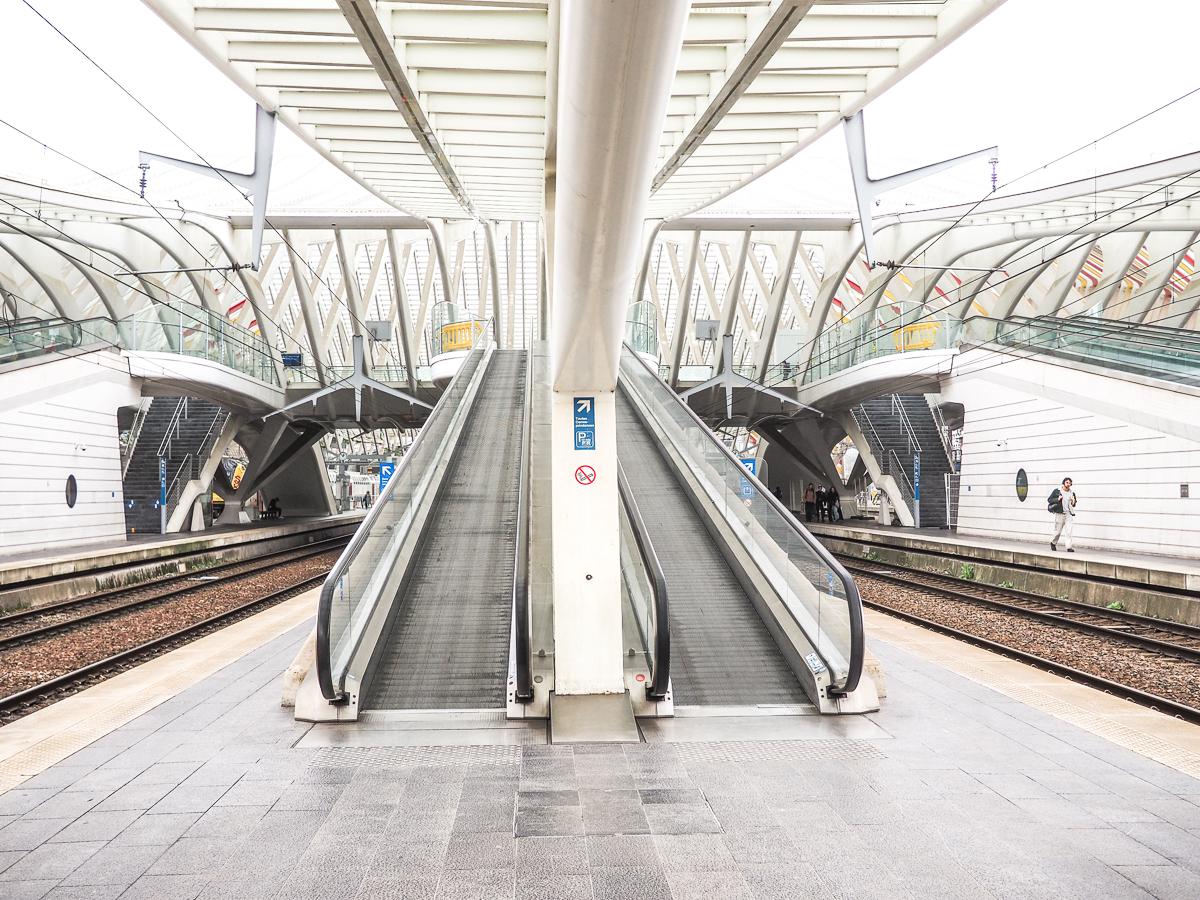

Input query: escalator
[363,350,525,710]
[313,329,533,718]
[617,394,806,706]
[616,345,868,712]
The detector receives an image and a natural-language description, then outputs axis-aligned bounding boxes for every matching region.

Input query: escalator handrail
[621,343,865,696]
[316,320,495,702]
[617,459,671,701]
[511,348,534,702]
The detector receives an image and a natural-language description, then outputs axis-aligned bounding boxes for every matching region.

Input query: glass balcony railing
[964,314,1200,386]
[802,314,962,384]
[1,316,120,365]
[620,345,864,695]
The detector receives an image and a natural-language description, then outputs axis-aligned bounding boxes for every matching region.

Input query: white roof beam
[413,69,545,96]
[256,68,381,90]
[387,8,546,43]
[336,0,476,216]
[653,1,815,192]
[194,7,350,36]
[788,14,937,40]
[228,41,371,67]
[405,42,546,72]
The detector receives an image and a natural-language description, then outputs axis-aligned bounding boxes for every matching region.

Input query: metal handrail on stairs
[121,399,153,478]
[889,394,924,453]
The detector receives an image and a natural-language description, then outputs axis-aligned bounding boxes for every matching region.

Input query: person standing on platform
[804,483,817,522]
[1048,477,1077,552]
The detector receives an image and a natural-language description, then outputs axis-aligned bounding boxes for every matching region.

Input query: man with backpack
[1048,477,1077,552]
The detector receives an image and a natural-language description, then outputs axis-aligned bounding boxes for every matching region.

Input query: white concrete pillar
[549,0,689,695]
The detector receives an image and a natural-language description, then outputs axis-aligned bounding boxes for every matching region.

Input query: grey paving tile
[581,802,649,836]
[453,801,516,834]
[665,869,754,900]
[0,882,58,900]
[0,818,72,851]
[18,768,92,792]
[94,782,175,812]
[42,885,126,899]
[145,838,234,876]
[212,780,290,808]
[517,791,579,808]
[46,809,142,843]
[118,873,208,900]
[352,874,438,899]
[272,784,344,811]
[435,867,515,900]
[1065,827,1171,866]
[60,843,166,887]
[515,872,591,900]
[584,834,659,868]
[515,806,584,838]
[643,804,721,836]
[0,791,58,816]
[652,834,735,873]
[149,784,230,815]
[0,841,105,882]
[589,866,670,900]
[112,812,201,846]
[515,836,588,876]
[443,832,515,871]
[184,805,271,839]
[1114,865,1200,900]
[24,791,107,821]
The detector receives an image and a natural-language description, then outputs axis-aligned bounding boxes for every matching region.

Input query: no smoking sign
[574,465,596,486]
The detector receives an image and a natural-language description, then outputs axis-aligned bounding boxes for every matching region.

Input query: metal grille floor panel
[364,351,525,710]
[616,392,806,706]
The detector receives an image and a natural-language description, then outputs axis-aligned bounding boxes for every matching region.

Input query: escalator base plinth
[549,692,641,744]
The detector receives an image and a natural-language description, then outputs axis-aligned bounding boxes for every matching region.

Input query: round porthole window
[1015,468,1028,502]
[65,475,78,509]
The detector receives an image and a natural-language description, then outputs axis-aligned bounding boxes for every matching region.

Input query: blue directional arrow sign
[574,396,595,451]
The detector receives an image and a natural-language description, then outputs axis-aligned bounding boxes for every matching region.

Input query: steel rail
[863,599,1200,724]
[0,540,349,650]
[621,344,865,695]
[0,572,329,723]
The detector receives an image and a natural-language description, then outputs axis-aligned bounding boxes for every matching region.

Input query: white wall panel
[945,379,1200,558]
[0,357,140,555]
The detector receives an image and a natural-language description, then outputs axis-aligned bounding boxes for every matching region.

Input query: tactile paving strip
[674,739,885,764]
[312,745,522,769]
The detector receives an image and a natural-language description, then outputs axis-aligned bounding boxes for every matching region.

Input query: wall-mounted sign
[281,352,303,367]
[573,396,595,451]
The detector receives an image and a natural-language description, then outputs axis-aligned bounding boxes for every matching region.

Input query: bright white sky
[1,0,1198,220]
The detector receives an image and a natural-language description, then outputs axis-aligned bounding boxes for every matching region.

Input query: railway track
[840,555,1200,722]
[0,571,329,725]
[0,537,350,647]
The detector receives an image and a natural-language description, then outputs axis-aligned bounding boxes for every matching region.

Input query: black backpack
[1047,489,1063,514]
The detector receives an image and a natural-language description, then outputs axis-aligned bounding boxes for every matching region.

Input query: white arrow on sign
[576,398,592,414]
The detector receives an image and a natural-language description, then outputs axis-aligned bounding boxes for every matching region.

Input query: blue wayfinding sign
[281,352,303,367]
[379,460,396,493]
[573,396,595,451]
[738,457,756,499]
[912,452,921,502]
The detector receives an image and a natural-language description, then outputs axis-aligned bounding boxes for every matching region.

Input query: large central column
[549,0,690,695]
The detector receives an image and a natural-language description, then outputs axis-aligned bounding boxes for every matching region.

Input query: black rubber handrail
[511,350,534,703]
[617,460,670,701]
[316,321,494,702]
[621,344,865,696]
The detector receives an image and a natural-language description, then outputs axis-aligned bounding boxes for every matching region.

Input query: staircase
[852,393,956,528]
[122,396,229,534]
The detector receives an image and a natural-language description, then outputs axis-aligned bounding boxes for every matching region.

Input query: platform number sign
[738,458,756,499]
[573,396,595,451]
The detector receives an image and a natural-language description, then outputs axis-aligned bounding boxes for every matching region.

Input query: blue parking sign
[573,396,596,451]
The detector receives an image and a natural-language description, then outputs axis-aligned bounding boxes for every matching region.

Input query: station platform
[808,520,1200,624]
[2,595,1200,898]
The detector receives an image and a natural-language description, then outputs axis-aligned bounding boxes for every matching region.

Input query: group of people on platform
[802,482,842,523]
